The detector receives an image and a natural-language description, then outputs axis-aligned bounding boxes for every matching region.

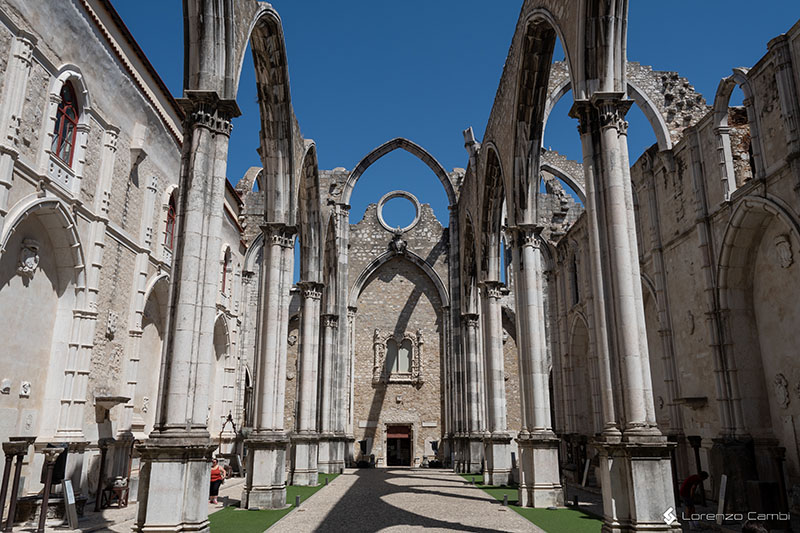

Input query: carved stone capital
[462,313,480,329]
[480,280,505,300]
[591,93,632,133]
[178,91,241,137]
[321,313,339,329]
[297,281,323,301]
[262,224,296,248]
[508,224,543,249]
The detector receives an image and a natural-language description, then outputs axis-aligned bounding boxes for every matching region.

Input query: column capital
[507,224,544,249]
[321,313,339,328]
[178,91,241,137]
[297,281,323,300]
[479,280,506,300]
[347,306,358,318]
[461,313,480,329]
[261,224,297,248]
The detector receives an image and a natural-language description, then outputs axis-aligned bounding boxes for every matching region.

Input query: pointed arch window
[165,193,177,250]
[51,82,80,167]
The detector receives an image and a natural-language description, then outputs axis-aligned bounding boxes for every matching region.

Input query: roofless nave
[0,1,799,532]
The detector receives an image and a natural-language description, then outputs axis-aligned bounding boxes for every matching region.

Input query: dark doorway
[386,425,412,466]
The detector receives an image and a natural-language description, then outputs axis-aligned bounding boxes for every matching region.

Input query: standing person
[209,458,225,505]
[680,471,709,529]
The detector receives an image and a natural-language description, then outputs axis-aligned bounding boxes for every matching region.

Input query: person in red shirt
[680,471,709,517]
[209,458,226,505]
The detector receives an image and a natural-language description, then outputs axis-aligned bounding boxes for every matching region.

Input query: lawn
[209,473,339,533]
[459,474,602,533]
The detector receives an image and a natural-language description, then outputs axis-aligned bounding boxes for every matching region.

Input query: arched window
[164,193,177,250]
[221,248,231,295]
[51,82,80,166]
[398,339,412,373]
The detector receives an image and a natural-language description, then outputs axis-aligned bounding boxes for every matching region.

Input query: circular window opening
[377,191,421,233]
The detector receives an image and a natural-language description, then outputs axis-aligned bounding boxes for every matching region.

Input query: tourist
[209,458,225,505]
[679,471,708,528]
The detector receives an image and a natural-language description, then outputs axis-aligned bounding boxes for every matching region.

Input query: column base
[242,433,289,510]
[483,434,512,486]
[466,435,484,474]
[134,434,216,533]
[318,434,346,474]
[290,434,318,486]
[595,437,680,532]
[517,432,564,508]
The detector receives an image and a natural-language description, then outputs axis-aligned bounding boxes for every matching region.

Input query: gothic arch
[342,138,456,207]
[0,195,89,438]
[349,249,449,309]
[713,68,766,193]
[540,161,586,203]
[479,145,506,281]
[541,75,673,153]
[298,142,322,282]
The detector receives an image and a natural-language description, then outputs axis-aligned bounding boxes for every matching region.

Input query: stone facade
[2,1,800,532]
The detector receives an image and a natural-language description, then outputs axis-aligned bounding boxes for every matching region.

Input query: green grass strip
[459,474,602,533]
[209,473,339,533]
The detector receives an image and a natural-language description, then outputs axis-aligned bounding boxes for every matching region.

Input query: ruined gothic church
[0,0,799,532]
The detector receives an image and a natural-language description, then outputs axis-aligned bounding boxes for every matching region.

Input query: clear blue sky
[113,1,798,227]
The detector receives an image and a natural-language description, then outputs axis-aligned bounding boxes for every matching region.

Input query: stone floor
[270,468,543,533]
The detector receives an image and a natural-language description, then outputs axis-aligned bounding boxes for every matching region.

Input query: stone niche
[372,328,424,387]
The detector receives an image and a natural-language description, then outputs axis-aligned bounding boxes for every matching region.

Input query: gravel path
[271,468,543,533]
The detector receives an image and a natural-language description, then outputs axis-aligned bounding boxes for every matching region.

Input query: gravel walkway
[271,468,543,533]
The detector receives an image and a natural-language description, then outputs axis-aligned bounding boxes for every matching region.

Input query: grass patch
[459,474,601,533]
[209,473,339,533]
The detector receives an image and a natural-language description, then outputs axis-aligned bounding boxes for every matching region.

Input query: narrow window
[221,249,231,295]
[385,339,399,374]
[398,339,412,373]
[165,193,177,250]
[51,82,80,166]
[571,254,580,305]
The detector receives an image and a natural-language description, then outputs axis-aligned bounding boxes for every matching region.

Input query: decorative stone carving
[0,379,10,394]
[287,334,297,346]
[17,238,40,280]
[657,396,665,410]
[687,311,695,335]
[775,373,790,409]
[389,231,407,255]
[372,329,424,387]
[106,311,118,339]
[775,234,794,268]
[142,396,149,414]
[19,381,31,398]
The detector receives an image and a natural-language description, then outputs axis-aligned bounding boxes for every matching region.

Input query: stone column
[462,313,484,473]
[317,313,339,473]
[769,34,800,192]
[571,96,677,532]
[291,282,322,486]
[243,223,295,509]
[0,32,35,227]
[480,281,511,486]
[135,92,237,533]
[510,225,563,507]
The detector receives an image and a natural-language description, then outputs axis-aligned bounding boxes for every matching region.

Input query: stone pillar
[480,281,511,486]
[769,34,800,193]
[291,282,322,486]
[462,313,484,474]
[510,225,563,507]
[135,92,237,533]
[0,32,35,228]
[571,96,678,532]
[317,313,339,474]
[243,223,295,509]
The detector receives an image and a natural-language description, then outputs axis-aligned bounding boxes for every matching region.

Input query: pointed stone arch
[342,138,456,207]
